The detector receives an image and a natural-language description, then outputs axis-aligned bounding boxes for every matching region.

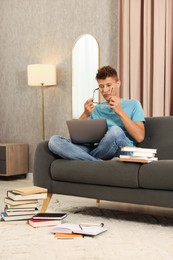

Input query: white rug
[1,177,173,260]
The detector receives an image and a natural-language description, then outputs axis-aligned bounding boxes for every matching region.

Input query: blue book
[1,212,34,221]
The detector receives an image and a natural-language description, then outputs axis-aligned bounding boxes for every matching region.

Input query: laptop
[66,118,108,144]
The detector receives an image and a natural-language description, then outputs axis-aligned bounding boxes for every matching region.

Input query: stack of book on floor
[1,186,48,222]
[119,146,158,163]
[28,212,67,228]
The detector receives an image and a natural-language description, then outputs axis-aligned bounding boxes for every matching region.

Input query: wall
[0,0,118,172]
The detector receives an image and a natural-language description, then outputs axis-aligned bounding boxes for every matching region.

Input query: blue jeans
[48,125,129,161]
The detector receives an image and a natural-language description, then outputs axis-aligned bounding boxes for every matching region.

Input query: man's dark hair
[96,66,118,80]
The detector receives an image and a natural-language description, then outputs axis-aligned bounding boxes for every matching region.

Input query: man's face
[97,77,120,102]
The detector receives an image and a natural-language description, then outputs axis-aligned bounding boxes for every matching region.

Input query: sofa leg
[96,199,100,204]
[40,193,53,213]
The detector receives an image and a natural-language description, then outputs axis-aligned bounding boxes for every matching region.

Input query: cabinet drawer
[0,147,6,160]
[0,161,6,174]
[0,144,29,176]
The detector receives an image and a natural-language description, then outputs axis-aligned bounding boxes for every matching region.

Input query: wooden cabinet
[0,143,29,176]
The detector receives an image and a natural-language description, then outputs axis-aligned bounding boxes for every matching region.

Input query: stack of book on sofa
[119,146,158,163]
[1,186,47,221]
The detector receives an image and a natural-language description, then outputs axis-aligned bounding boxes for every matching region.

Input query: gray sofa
[33,116,173,212]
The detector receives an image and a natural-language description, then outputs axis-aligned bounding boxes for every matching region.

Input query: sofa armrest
[33,141,59,191]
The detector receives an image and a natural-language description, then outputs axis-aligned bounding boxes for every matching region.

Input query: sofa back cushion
[138,116,173,160]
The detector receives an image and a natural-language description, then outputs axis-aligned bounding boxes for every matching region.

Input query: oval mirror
[72,34,100,118]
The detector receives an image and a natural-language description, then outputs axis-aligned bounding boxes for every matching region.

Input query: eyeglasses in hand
[92,87,112,104]
[92,88,108,104]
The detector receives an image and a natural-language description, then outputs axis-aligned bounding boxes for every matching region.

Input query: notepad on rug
[51,223,107,236]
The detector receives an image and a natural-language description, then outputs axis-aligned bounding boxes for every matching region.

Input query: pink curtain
[118,0,173,116]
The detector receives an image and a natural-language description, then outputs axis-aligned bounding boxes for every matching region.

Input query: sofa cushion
[139,116,173,159]
[139,160,173,190]
[50,159,141,188]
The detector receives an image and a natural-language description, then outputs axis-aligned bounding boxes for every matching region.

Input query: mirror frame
[72,34,100,118]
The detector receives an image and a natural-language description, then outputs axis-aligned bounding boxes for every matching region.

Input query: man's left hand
[109,96,123,115]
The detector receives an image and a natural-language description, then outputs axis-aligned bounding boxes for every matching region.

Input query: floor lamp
[27,64,57,140]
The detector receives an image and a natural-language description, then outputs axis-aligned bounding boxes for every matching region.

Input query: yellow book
[7,190,47,201]
[12,186,47,195]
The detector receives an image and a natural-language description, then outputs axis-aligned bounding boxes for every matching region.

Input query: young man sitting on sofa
[48,65,145,161]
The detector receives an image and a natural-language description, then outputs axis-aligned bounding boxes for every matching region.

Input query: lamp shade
[27,64,56,86]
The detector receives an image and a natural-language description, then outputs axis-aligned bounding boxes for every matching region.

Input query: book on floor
[4,207,39,216]
[51,223,107,236]
[54,233,83,239]
[12,186,48,195]
[4,197,38,206]
[7,190,47,201]
[28,218,62,228]
[1,212,35,221]
[32,212,67,220]
[5,202,38,209]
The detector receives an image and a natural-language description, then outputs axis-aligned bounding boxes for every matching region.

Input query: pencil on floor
[54,233,83,239]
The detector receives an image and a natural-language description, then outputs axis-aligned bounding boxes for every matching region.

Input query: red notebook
[28,218,62,228]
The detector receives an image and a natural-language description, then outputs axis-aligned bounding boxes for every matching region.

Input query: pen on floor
[79,225,83,230]
[79,223,104,227]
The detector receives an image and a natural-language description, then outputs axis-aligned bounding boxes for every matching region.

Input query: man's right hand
[79,98,95,119]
